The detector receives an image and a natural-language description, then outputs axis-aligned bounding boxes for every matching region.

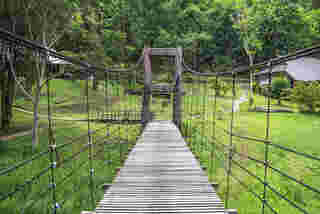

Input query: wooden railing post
[173,47,183,130]
[142,47,152,128]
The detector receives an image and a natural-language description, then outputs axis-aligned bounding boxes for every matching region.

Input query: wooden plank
[95,121,226,214]
[150,48,177,56]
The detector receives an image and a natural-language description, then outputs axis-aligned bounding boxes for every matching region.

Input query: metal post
[46,63,58,214]
[211,74,219,181]
[86,74,95,209]
[262,61,272,214]
[226,72,236,209]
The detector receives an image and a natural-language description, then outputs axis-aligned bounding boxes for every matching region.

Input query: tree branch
[6,52,35,103]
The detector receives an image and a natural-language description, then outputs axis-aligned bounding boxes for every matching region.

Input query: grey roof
[255,64,287,76]
[48,48,71,65]
[48,55,71,65]
[286,57,320,81]
[255,57,320,81]
[259,79,269,85]
[0,41,71,65]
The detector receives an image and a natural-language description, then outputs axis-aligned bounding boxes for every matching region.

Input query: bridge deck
[95,121,225,214]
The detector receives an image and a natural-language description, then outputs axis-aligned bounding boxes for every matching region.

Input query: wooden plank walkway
[95,121,225,214]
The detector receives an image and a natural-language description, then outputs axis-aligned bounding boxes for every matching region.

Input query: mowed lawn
[184,91,320,214]
[1,78,320,214]
[0,79,142,214]
[219,98,320,213]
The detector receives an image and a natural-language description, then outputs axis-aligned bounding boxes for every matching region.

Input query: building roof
[48,54,71,65]
[255,57,320,81]
[0,41,71,65]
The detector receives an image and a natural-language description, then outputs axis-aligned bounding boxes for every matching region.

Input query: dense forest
[1,0,320,65]
[1,0,320,133]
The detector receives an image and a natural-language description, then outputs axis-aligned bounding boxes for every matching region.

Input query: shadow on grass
[298,111,320,117]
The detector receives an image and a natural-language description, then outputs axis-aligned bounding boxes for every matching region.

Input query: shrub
[253,82,262,94]
[290,82,320,112]
[210,79,232,97]
[271,78,290,104]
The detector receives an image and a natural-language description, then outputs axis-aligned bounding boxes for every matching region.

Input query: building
[255,57,320,87]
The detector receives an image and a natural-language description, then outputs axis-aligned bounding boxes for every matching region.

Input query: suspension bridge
[0,28,320,214]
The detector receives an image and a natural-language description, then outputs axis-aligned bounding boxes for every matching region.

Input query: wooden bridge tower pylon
[141,47,183,129]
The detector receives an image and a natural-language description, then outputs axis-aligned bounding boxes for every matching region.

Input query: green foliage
[210,79,232,97]
[272,78,291,100]
[303,8,320,44]
[252,81,261,94]
[233,0,313,60]
[58,0,320,66]
[290,82,320,112]
[0,79,142,214]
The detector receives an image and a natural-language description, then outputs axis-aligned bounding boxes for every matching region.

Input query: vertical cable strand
[86,74,95,209]
[226,72,236,210]
[262,61,272,214]
[211,74,219,181]
[46,63,58,214]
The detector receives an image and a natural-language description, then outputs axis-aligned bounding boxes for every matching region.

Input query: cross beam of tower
[141,47,183,130]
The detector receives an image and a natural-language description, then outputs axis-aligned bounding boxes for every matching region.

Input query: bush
[253,82,262,94]
[210,79,232,97]
[290,82,320,112]
[271,78,290,104]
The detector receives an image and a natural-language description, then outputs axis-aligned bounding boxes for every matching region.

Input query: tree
[290,82,320,112]
[0,58,15,132]
[271,78,290,105]
[233,0,262,108]
[232,0,314,108]
[20,0,72,149]
[59,0,112,92]
[0,0,26,132]
[313,0,320,9]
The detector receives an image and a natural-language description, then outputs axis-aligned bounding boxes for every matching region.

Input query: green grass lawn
[0,79,142,214]
[2,77,320,214]
[182,90,320,214]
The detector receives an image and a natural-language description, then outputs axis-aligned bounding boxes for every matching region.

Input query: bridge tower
[142,47,183,129]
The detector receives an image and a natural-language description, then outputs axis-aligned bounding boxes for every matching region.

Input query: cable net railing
[1,25,320,214]
[181,46,320,214]
[0,28,143,214]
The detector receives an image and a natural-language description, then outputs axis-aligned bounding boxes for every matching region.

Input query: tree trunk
[25,62,34,94]
[1,61,16,133]
[224,39,233,62]
[32,31,47,150]
[248,54,255,108]
[193,41,200,72]
[7,62,15,124]
[313,0,320,9]
[32,72,41,150]
[1,65,10,132]
[93,75,98,90]
[0,16,18,132]
[125,17,134,45]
